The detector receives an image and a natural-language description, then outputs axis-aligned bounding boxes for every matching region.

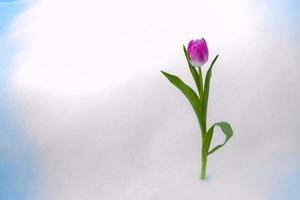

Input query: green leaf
[204,122,233,155]
[202,55,219,124]
[161,70,203,126]
[183,45,203,97]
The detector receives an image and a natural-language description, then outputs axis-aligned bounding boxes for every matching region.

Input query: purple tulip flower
[187,38,209,67]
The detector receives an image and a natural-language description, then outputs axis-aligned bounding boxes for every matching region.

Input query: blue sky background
[267,0,300,42]
[0,0,299,199]
[0,1,40,200]
[274,169,300,200]
[262,3,300,198]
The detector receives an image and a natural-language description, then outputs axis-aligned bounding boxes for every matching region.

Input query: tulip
[187,38,209,67]
[161,39,233,180]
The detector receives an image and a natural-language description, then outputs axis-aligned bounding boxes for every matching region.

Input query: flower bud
[187,38,209,67]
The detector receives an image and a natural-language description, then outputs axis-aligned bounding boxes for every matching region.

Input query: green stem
[199,66,207,180]
[197,67,203,98]
[200,139,208,180]
[200,159,207,180]
[195,66,207,180]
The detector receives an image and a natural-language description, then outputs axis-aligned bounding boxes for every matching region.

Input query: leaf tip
[161,70,169,77]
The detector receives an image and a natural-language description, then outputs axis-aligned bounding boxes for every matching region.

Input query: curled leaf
[204,121,233,155]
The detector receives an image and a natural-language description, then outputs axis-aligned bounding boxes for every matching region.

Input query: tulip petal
[187,40,194,55]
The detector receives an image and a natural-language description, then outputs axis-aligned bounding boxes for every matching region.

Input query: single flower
[161,39,233,180]
[187,38,209,67]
